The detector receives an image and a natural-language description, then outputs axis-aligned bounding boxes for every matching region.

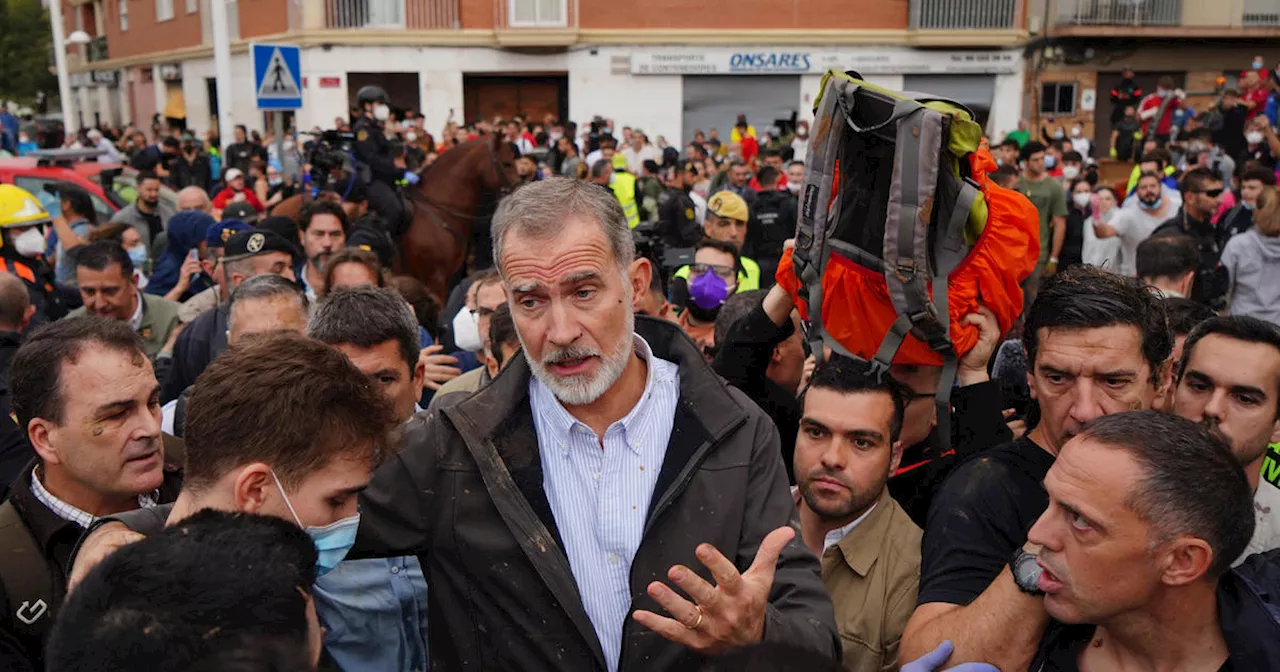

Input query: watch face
[1016,553,1044,588]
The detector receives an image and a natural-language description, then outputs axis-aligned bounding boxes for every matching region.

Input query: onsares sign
[630,49,1019,76]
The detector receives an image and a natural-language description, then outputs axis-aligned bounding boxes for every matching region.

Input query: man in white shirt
[1091,172,1175,276]
[622,131,660,175]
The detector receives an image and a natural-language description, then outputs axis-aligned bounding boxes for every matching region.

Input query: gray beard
[523,309,635,407]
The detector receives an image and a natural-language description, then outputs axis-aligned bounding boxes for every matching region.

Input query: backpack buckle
[895,258,917,282]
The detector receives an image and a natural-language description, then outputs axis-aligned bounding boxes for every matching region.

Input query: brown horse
[269,134,518,301]
[401,133,519,301]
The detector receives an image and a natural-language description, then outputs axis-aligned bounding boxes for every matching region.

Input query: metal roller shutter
[681,75,800,144]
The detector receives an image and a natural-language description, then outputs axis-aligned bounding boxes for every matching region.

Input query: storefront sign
[631,48,1019,76]
[91,70,120,86]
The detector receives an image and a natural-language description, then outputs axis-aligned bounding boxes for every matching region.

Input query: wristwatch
[1010,547,1044,595]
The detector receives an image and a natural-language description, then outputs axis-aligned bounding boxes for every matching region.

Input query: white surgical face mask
[1247,131,1265,145]
[12,228,44,258]
[405,132,418,143]
[1071,127,1081,137]
[1072,192,1092,208]
[787,182,801,195]
[452,306,483,352]
[1062,165,1080,180]
[373,104,390,122]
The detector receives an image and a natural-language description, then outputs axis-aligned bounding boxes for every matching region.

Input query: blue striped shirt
[530,334,680,672]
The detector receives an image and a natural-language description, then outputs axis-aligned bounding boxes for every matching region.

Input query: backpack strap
[173,388,189,438]
[795,75,862,366]
[0,501,56,642]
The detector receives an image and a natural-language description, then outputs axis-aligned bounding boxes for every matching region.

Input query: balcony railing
[910,0,1021,29]
[325,0,457,28]
[1055,0,1182,26]
[86,35,109,62]
[1244,0,1280,26]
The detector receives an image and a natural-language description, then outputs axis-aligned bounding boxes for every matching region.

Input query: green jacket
[70,292,181,360]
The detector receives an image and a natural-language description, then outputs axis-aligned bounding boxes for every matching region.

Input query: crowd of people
[0,58,1276,672]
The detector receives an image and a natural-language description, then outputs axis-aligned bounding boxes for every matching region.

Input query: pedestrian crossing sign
[252,43,302,111]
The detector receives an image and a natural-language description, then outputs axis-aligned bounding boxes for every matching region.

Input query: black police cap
[345,225,394,268]
[221,229,297,262]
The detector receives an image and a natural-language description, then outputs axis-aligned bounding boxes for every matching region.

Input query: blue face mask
[126,245,148,269]
[271,470,360,576]
[1044,155,1057,169]
[1139,196,1163,211]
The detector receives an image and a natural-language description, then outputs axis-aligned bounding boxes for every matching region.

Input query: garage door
[903,75,996,129]
[682,75,800,144]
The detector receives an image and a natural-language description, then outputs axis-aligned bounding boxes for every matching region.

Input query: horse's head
[482,133,521,196]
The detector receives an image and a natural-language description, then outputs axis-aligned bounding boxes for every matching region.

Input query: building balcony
[1049,0,1280,36]
[907,0,1028,46]
[321,0,458,29]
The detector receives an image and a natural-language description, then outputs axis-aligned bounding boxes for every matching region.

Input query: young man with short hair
[1152,167,1228,307]
[47,510,324,672]
[1135,234,1199,300]
[1219,166,1277,242]
[1016,141,1067,308]
[794,356,922,672]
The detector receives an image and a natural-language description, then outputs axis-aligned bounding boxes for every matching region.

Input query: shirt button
[593,472,601,481]
[391,566,401,574]
[608,553,620,565]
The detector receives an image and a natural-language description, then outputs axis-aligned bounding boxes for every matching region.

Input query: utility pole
[210,0,235,150]
[47,0,78,137]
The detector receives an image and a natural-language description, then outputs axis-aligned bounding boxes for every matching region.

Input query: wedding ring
[685,604,704,630]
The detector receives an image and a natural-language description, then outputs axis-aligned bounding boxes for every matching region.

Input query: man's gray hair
[226,274,308,332]
[308,285,421,371]
[490,177,634,276]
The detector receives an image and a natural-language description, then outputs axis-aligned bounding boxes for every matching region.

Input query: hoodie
[1221,228,1280,325]
[146,211,215,299]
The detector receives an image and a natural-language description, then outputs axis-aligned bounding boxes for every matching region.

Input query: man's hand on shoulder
[68,522,144,593]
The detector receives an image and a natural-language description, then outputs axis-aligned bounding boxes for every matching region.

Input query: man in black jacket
[1151,167,1228,309]
[747,166,796,287]
[169,136,212,194]
[656,161,703,250]
[353,178,838,670]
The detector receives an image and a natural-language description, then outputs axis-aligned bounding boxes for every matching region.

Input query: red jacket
[212,187,265,213]
[1139,93,1180,136]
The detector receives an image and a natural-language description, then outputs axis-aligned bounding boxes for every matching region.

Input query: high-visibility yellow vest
[673,256,761,292]
[611,172,640,229]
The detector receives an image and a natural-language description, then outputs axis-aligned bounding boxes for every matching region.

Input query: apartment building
[1025,0,1280,156]
[63,0,1029,142]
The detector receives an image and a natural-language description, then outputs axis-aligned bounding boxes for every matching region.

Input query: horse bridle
[409,141,513,245]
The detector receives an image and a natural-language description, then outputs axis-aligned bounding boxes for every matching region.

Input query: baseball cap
[707,190,749,222]
[205,220,253,249]
[222,201,259,224]
[346,226,394,268]
[224,168,244,182]
[221,229,297,262]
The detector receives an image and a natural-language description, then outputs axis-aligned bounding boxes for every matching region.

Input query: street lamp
[47,1,92,138]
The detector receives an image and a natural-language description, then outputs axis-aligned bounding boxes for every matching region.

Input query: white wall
[567,47,682,146]
[989,70,1025,141]
[181,52,264,137]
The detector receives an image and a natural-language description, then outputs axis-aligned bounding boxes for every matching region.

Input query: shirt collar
[129,293,144,331]
[531,333,665,456]
[30,467,157,529]
[822,502,877,554]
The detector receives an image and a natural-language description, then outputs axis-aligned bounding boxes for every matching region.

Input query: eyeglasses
[1195,188,1224,197]
[689,262,737,280]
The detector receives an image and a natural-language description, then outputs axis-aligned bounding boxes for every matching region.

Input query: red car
[0,149,178,218]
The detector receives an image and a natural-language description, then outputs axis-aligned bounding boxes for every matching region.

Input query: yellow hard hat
[0,184,52,230]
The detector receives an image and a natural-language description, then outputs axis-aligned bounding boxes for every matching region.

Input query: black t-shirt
[1114,118,1141,160]
[917,436,1055,606]
[139,208,163,244]
[1031,622,1233,671]
[1240,142,1277,172]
